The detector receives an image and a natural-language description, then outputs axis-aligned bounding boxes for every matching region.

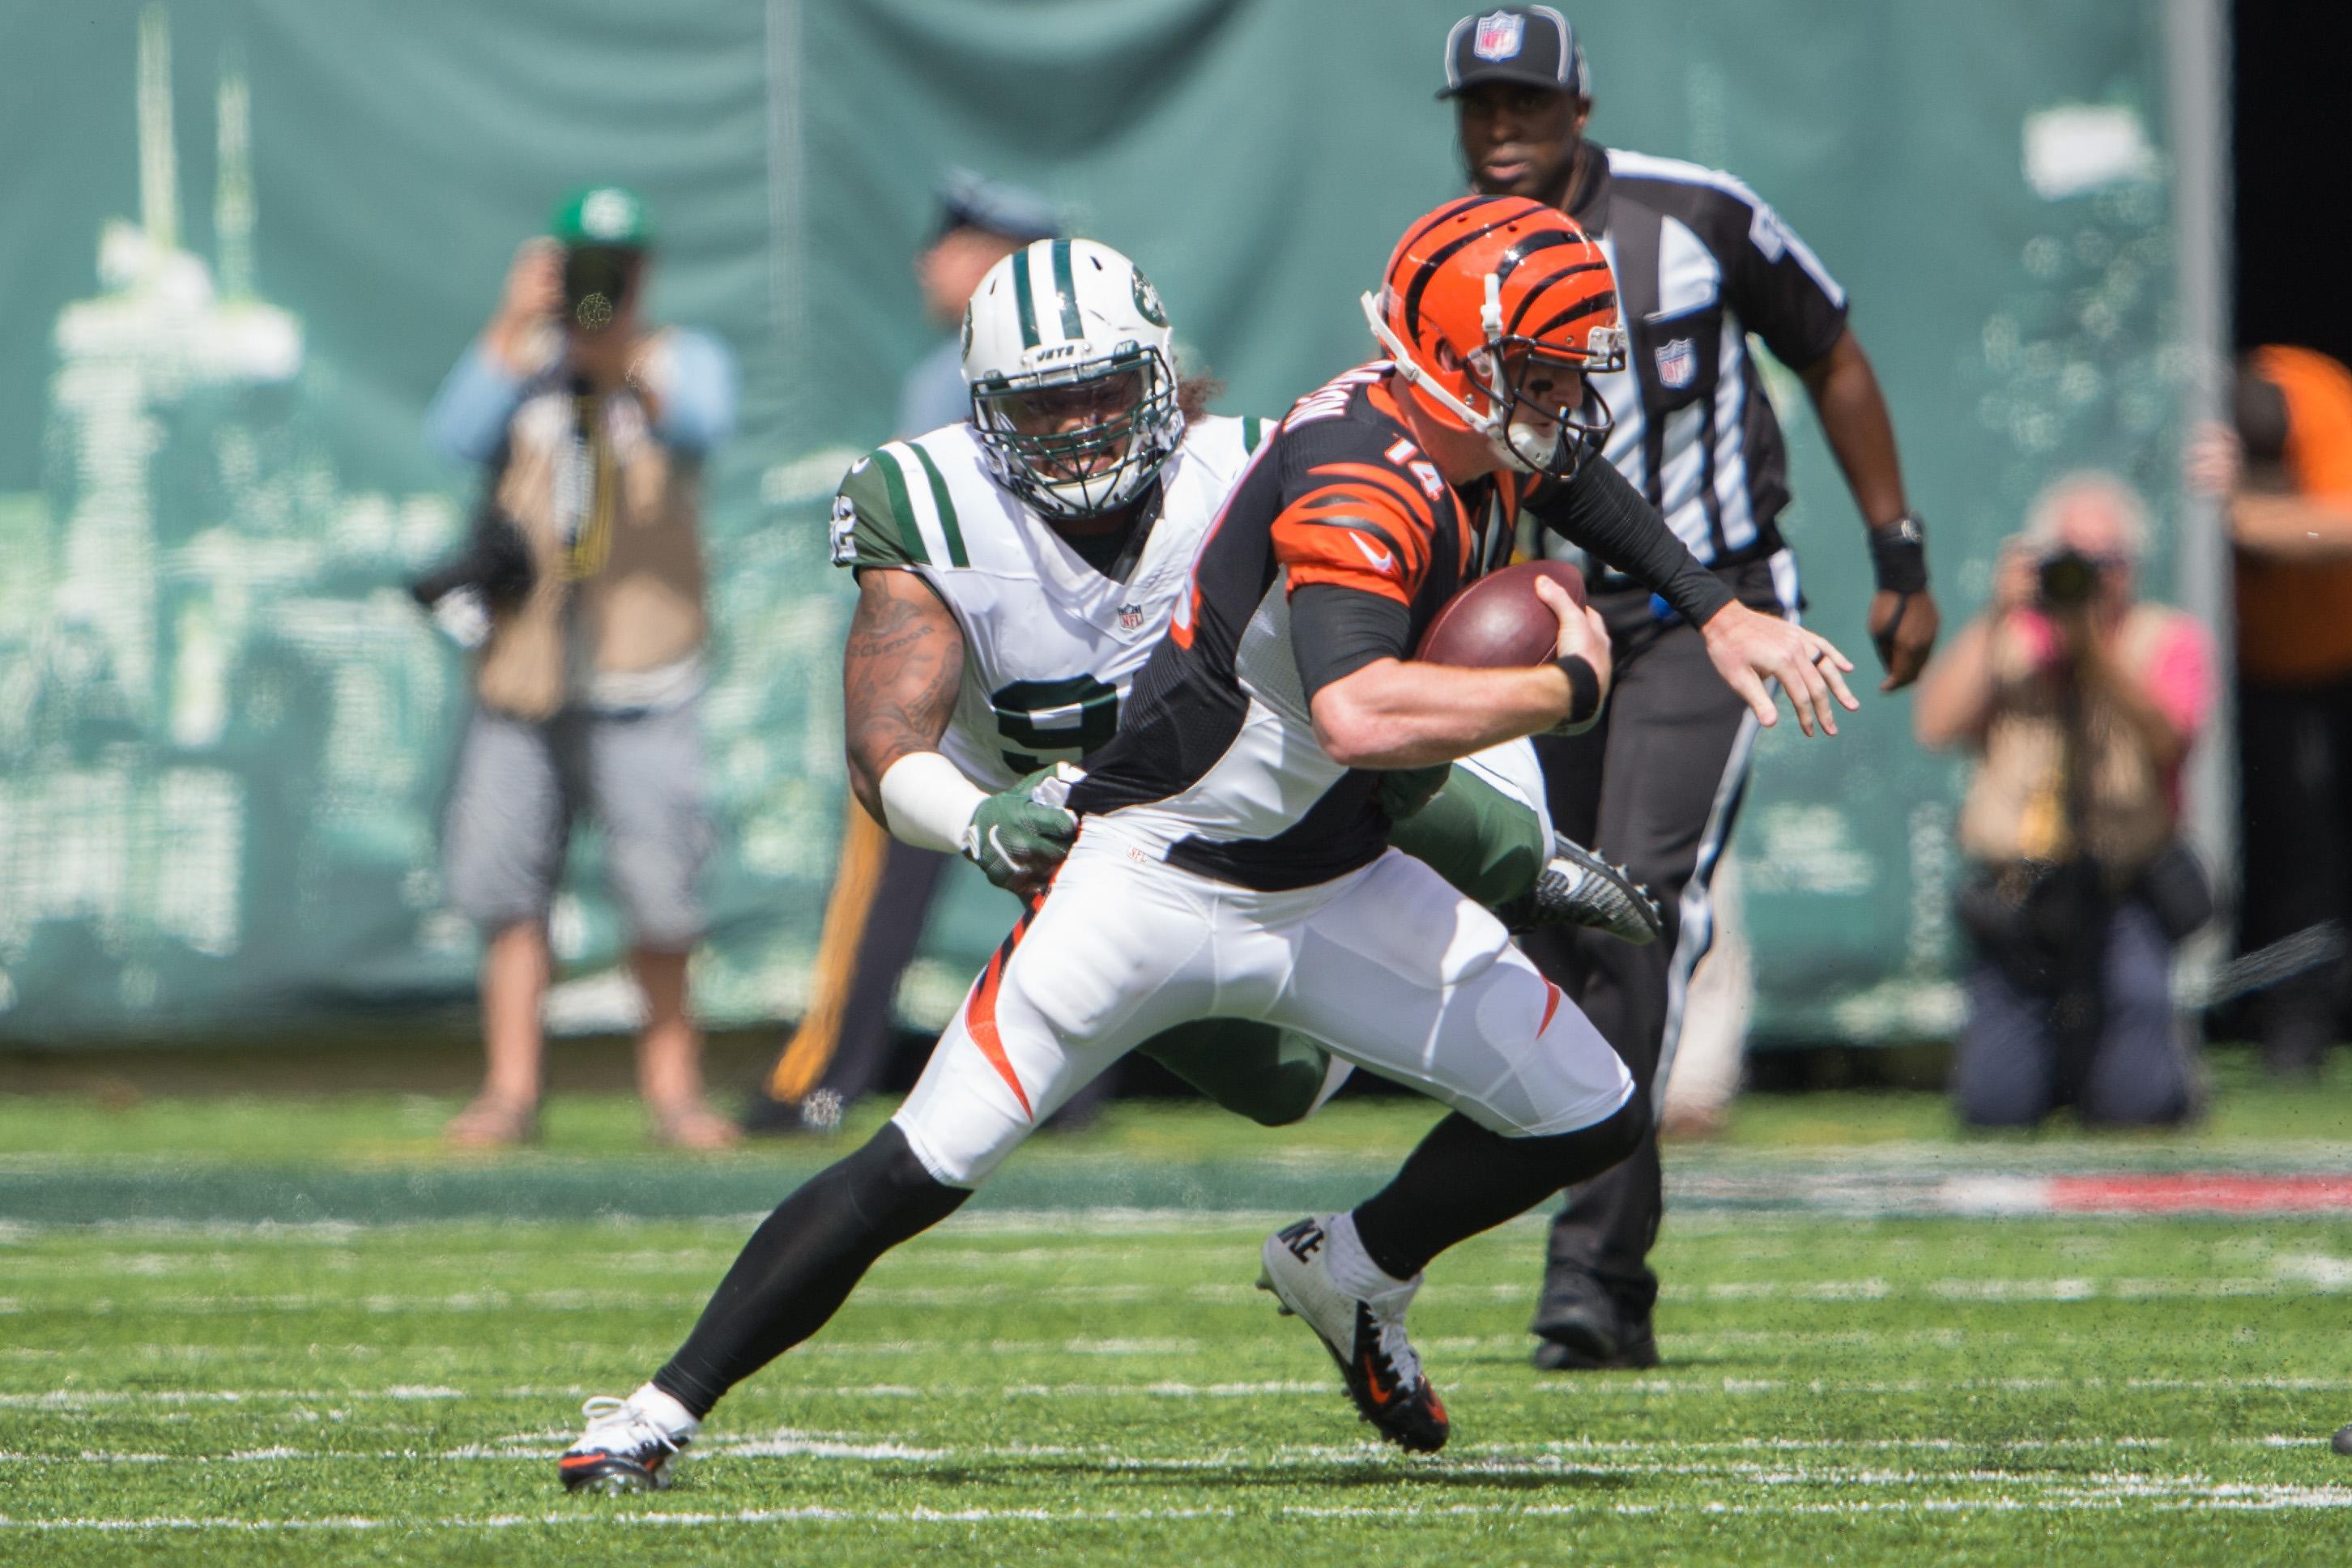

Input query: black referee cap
[1437,6,1592,100]
[932,168,1063,246]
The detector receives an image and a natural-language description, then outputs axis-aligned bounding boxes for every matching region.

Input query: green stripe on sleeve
[834,453,918,569]
[874,447,929,565]
[908,442,970,569]
[1050,238,1083,342]
[1012,243,1041,349]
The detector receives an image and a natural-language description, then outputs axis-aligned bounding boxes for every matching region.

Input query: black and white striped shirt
[1544,145,1849,582]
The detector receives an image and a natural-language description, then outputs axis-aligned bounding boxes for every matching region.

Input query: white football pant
[892,816,1634,1188]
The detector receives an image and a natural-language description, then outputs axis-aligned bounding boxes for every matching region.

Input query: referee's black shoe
[1531,1272,1660,1371]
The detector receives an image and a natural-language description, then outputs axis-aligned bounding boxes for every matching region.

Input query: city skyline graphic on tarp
[0,8,880,1042]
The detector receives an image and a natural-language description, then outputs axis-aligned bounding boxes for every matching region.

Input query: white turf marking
[6,1484,2352,1529]
[3,1432,2335,1467]
[13,1372,2352,1412]
[12,1264,2350,1318]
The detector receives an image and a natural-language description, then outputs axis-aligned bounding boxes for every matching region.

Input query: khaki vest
[1958,606,2182,876]
[474,371,707,721]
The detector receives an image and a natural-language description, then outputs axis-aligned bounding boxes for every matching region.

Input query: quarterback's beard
[1489,416,1567,475]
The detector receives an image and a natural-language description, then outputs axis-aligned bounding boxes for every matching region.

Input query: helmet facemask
[970,344,1182,522]
[1471,340,1617,480]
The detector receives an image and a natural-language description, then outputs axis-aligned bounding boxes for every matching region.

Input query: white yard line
[11,1371,2352,1412]
[2,1433,2334,1466]
[6,1484,2352,1530]
[11,1266,2350,1317]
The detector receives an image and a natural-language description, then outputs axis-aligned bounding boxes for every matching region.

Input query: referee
[1434,8,1941,1370]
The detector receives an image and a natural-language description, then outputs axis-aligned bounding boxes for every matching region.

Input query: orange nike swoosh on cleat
[1361,1351,1395,1406]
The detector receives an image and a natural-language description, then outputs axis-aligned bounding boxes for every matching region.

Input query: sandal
[650,1101,742,1152]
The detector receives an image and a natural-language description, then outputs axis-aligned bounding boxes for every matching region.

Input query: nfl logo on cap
[1472,10,1525,61]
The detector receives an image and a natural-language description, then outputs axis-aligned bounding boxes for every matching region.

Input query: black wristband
[1868,512,1929,594]
[1552,653,1603,730]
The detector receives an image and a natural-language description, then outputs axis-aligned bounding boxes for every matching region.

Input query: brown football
[1416,560,1588,668]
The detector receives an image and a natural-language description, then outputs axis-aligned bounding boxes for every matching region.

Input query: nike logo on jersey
[1349,533,1396,576]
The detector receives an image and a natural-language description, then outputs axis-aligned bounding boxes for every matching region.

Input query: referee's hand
[1698,603,1860,738]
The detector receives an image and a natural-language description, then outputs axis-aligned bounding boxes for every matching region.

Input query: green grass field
[5,1061,2351,1565]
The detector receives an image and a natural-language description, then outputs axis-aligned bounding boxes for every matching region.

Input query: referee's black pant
[1523,564,1775,1327]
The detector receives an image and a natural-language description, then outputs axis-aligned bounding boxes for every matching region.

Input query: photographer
[2192,348,2352,1076]
[417,186,739,1149]
[1914,473,2214,1128]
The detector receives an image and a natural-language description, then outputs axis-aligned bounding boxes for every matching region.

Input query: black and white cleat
[1526,835,1663,945]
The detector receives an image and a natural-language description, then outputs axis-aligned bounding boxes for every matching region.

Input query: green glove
[961,769,1079,894]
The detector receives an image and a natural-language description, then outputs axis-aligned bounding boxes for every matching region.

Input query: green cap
[549,185,654,249]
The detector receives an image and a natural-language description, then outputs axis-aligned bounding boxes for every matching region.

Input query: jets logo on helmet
[1131,271,1168,327]
[963,238,1184,522]
[1361,196,1626,479]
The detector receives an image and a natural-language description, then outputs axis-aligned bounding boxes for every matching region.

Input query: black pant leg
[1532,619,1758,1323]
[2237,678,2352,1067]
[820,837,948,1104]
[749,820,949,1131]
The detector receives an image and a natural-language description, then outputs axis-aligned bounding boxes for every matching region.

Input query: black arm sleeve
[1528,458,1735,626]
[1291,582,1413,701]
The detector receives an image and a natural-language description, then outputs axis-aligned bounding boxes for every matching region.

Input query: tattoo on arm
[843,569,965,823]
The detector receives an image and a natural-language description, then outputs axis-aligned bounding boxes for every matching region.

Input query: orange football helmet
[1361,195,1626,478]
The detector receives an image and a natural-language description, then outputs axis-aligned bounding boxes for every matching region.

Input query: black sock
[652,1122,968,1417]
[1350,1095,1647,1282]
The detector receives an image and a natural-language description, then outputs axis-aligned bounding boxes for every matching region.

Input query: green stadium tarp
[0,0,2196,1047]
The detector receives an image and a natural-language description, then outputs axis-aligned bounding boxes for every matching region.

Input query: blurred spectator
[746,172,1059,1136]
[417,186,739,1149]
[2192,347,2352,1077]
[1914,473,2214,1127]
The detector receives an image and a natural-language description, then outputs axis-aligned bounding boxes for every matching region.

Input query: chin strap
[1359,289,1506,448]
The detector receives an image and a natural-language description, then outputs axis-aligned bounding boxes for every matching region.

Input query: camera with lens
[2035,548,2102,611]
[561,245,640,334]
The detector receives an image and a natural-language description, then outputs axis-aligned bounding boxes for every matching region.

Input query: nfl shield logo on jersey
[1655,338,1698,390]
[1472,11,1524,61]
[1118,601,1146,632]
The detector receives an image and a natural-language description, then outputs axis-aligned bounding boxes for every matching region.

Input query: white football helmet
[962,237,1183,521]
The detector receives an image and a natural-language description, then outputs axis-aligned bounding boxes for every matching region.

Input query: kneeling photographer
[1915,473,2215,1128]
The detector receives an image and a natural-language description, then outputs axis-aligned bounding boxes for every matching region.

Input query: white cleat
[557,1387,697,1494]
[1256,1214,1449,1453]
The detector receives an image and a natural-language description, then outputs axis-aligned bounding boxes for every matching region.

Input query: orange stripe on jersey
[962,910,1039,1119]
[1309,461,1439,538]
[1276,519,1413,604]
[1273,475,1426,599]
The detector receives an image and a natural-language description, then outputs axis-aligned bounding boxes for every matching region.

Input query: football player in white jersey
[555,230,1688,1493]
